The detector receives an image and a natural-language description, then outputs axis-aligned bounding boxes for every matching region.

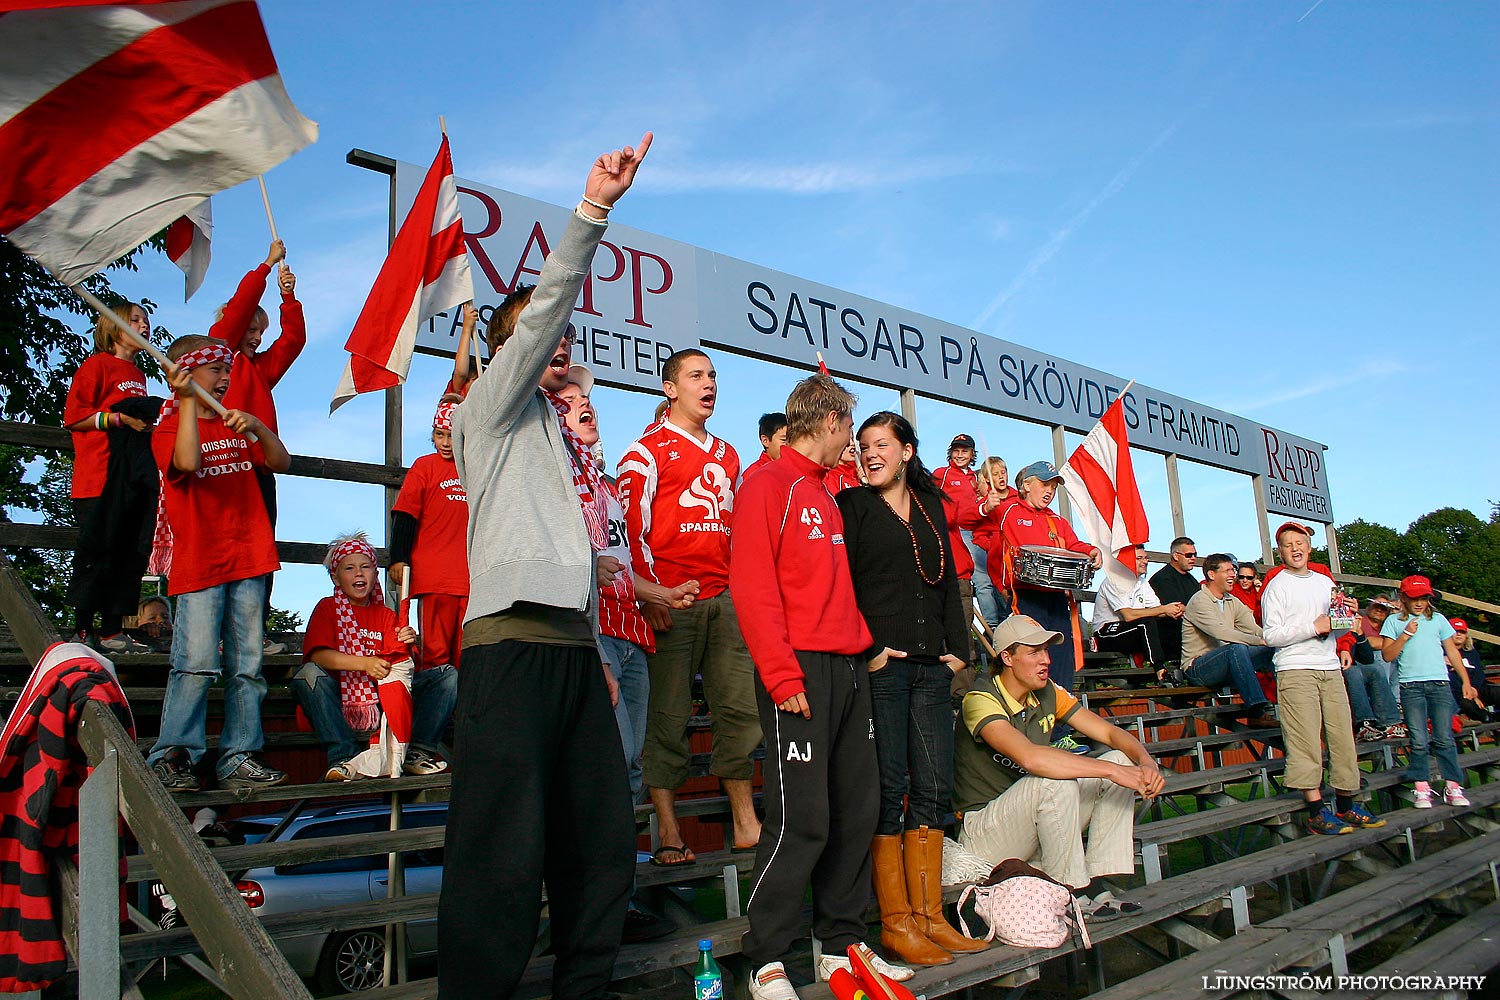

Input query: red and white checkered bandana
[328,536,383,732]
[155,342,234,423]
[148,341,237,577]
[545,391,608,551]
[433,400,457,430]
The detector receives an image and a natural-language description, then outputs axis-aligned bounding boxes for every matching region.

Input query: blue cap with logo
[1014,460,1063,488]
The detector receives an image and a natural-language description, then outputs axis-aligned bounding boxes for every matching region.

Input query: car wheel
[315,928,387,993]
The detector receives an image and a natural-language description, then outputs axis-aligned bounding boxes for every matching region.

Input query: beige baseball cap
[992,614,1064,649]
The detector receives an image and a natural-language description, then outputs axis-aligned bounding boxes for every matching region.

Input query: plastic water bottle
[693,939,723,1000]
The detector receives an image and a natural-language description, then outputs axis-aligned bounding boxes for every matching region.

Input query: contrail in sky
[1297,0,1325,23]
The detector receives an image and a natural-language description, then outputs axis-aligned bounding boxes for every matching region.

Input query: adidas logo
[808,526,824,540]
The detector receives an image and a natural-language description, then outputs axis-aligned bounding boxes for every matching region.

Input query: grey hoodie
[452,212,607,628]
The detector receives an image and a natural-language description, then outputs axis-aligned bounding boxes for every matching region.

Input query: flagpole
[72,284,255,441]
[471,312,483,374]
[257,176,279,244]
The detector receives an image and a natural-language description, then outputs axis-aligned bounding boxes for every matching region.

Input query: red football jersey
[152,412,279,595]
[392,453,469,597]
[616,420,740,600]
[598,481,653,652]
[63,353,148,498]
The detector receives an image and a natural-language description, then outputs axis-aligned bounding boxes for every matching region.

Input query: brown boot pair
[871,826,988,966]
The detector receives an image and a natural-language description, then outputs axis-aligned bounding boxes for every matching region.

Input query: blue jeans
[966,533,1005,626]
[599,634,650,802]
[1186,643,1274,710]
[1343,661,1401,726]
[1401,680,1463,784]
[291,661,458,764]
[148,577,266,780]
[870,659,955,834]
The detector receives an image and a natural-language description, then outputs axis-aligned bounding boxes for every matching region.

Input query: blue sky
[65,0,1498,620]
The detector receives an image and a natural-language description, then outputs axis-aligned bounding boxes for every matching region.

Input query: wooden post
[78,747,122,1000]
[1251,475,1274,565]
[1164,454,1185,540]
[900,388,917,431]
[1325,522,1342,574]
[1052,425,1071,520]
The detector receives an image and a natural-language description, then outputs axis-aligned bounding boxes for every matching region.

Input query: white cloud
[1228,359,1409,412]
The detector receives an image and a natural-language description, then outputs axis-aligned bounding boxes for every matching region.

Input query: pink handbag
[956,859,1090,950]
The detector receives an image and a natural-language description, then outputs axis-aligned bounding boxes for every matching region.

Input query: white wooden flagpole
[257,176,279,244]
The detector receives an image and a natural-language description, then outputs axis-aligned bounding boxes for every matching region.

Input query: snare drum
[1014,545,1095,590]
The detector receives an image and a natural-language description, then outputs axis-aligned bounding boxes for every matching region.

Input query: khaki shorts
[1277,668,1359,792]
[642,591,762,790]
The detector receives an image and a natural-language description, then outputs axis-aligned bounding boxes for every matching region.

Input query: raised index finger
[630,131,654,162]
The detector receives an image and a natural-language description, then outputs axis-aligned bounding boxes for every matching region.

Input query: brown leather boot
[904,826,988,954]
[871,834,952,966]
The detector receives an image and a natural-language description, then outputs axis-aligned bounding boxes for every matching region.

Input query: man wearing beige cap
[953,615,1163,918]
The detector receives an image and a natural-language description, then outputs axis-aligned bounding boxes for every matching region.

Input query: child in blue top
[1381,575,1477,808]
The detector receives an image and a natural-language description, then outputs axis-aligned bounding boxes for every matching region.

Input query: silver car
[154,801,447,993]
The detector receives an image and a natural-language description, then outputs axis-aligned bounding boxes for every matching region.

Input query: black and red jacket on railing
[730,445,873,705]
[0,642,134,992]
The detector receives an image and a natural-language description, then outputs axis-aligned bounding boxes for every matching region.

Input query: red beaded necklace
[877,485,945,587]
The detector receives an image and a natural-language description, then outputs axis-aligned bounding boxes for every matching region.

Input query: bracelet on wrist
[574,205,609,227]
[581,195,613,213]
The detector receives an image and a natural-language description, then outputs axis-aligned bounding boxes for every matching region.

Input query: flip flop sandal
[650,844,695,867]
[1077,896,1122,922]
[1092,890,1143,915]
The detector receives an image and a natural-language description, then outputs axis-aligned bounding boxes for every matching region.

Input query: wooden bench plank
[1365,900,1500,999]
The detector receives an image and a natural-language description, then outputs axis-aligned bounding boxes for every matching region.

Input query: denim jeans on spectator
[292,661,457,764]
[869,658,956,835]
[147,577,266,780]
[1343,661,1401,726]
[1401,679,1463,784]
[1186,643,1274,709]
[599,634,650,802]
[966,533,1005,626]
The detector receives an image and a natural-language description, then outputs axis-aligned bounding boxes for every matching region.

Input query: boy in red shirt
[743,412,787,482]
[210,239,306,647]
[731,374,911,1000]
[297,534,437,782]
[145,337,290,791]
[617,348,761,864]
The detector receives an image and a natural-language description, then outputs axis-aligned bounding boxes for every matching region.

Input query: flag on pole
[1060,394,1150,598]
[0,0,317,286]
[164,199,212,301]
[331,135,473,413]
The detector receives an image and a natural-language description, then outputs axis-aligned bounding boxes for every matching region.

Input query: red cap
[1398,574,1434,598]
[1274,520,1314,541]
[1452,618,1468,632]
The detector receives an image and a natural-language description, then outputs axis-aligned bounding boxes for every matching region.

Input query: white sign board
[393,161,1332,522]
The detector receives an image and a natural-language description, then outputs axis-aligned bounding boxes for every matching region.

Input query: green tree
[1335,518,1414,581]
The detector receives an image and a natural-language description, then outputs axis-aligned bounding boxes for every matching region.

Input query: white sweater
[1261,569,1339,672]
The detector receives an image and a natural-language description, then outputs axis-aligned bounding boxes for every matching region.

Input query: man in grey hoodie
[438,133,652,1000]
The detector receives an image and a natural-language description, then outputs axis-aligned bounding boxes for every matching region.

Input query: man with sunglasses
[1148,537,1201,667]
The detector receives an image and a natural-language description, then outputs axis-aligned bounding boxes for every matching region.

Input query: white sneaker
[1444,785,1470,807]
[324,760,359,783]
[748,962,799,1000]
[1413,787,1434,809]
[816,944,914,983]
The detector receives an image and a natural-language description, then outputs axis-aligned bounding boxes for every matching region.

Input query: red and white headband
[326,536,376,577]
[173,342,233,373]
[433,400,457,430]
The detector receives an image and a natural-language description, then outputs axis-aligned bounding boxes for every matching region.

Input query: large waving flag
[331,135,473,413]
[165,198,213,300]
[1060,393,1150,597]
[0,1,318,286]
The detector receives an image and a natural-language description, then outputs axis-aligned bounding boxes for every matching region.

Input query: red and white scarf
[327,536,387,732]
[545,391,609,551]
[146,343,236,578]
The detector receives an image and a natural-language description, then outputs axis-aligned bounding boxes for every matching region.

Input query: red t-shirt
[391,453,469,597]
[1230,582,1263,625]
[987,502,1092,591]
[210,263,307,434]
[444,375,473,399]
[742,452,773,482]
[152,412,280,595]
[616,420,740,599]
[63,353,148,498]
[303,596,405,661]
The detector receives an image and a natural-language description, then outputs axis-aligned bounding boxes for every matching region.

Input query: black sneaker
[151,748,200,792]
[219,755,287,790]
[621,906,674,943]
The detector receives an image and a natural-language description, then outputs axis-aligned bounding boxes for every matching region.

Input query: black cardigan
[836,485,968,663]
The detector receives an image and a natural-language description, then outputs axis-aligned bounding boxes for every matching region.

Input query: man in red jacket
[731,374,911,1000]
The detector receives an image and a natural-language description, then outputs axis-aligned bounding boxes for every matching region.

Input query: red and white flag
[0,0,317,286]
[164,198,212,301]
[331,135,473,413]
[1060,393,1150,597]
